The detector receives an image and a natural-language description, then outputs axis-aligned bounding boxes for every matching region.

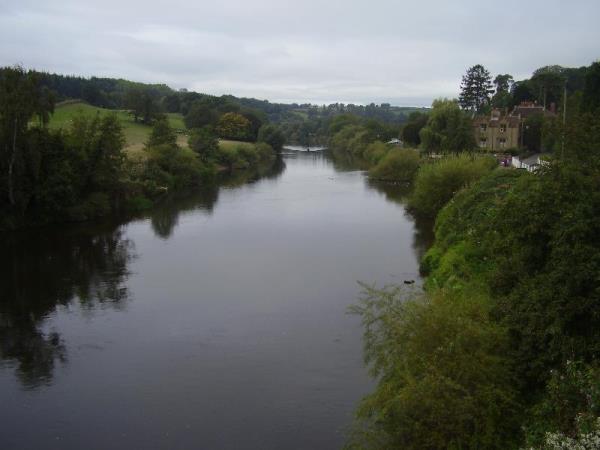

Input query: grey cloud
[1,0,599,105]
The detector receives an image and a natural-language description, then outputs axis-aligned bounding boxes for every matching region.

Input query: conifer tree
[459,65,494,113]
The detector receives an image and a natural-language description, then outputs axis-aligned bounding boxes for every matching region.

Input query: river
[0,150,429,450]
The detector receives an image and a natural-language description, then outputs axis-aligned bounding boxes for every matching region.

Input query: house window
[498,137,506,148]
[480,123,487,131]
[479,138,488,148]
[500,124,507,133]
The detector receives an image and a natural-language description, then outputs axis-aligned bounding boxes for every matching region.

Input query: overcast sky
[1,0,599,106]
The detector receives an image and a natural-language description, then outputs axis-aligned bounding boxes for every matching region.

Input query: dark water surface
[1,151,428,450]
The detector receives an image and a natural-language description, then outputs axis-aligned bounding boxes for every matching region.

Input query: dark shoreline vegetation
[0,66,286,231]
[2,59,600,449]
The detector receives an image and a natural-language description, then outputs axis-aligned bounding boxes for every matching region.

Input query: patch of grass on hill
[218,139,256,151]
[49,101,187,155]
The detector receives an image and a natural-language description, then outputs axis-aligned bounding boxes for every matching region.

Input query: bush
[362,141,390,165]
[368,149,420,182]
[348,284,521,450]
[144,144,212,191]
[408,153,497,218]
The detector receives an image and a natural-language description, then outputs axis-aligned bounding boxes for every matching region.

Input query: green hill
[49,101,187,155]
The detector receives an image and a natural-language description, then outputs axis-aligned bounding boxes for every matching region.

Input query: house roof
[521,153,543,165]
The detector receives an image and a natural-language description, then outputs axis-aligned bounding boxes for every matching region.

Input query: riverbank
[347,143,600,448]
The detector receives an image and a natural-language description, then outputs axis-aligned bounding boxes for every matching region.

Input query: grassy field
[49,101,187,154]
[218,139,256,151]
[49,102,256,160]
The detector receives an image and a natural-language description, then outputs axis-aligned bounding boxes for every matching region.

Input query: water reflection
[366,178,435,261]
[149,158,286,239]
[0,158,286,387]
[0,225,133,388]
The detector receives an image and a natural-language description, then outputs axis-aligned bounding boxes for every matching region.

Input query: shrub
[362,141,390,165]
[348,284,521,450]
[368,149,420,182]
[408,153,497,218]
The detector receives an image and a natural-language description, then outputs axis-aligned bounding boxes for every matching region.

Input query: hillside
[49,101,187,154]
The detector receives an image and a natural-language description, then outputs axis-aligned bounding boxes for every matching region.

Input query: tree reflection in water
[0,225,134,388]
[150,157,286,240]
[0,157,287,387]
[366,178,435,262]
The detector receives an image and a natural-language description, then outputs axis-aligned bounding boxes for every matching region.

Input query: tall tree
[257,124,285,152]
[530,66,566,108]
[581,61,600,113]
[0,66,54,206]
[459,65,494,113]
[420,99,475,153]
[491,74,514,109]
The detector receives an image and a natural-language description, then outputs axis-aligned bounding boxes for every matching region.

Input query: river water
[0,150,429,450]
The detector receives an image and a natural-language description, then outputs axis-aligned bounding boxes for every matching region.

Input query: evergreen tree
[459,65,494,113]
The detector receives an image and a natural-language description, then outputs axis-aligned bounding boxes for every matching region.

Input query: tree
[401,112,428,147]
[494,74,514,94]
[348,285,521,449]
[511,80,536,106]
[459,65,494,113]
[522,113,544,152]
[0,66,55,207]
[125,88,159,124]
[492,74,514,109]
[146,115,177,148]
[581,61,600,113]
[216,112,252,141]
[188,126,219,161]
[530,66,566,108]
[257,124,285,152]
[184,101,218,129]
[420,99,475,154]
[240,108,266,141]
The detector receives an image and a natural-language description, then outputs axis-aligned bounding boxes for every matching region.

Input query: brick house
[473,102,556,152]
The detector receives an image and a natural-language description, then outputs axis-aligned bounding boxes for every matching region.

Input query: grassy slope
[218,139,256,151]
[49,101,186,156]
[50,102,255,159]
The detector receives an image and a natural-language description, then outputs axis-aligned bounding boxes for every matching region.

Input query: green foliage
[188,126,219,161]
[327,123,373,167]
[401,112,428,147]
[525,362,600,447]
[582,62,600,113]
[215,141,275,170]
[530,66,566,107]
[184,101,218,129]
[146,115,177,148]
[362,141,390,165]
[124,87,159,124]
[144,144,211,192]
[420,99,475,153]
[329,114,361,134]
[459,64,494,112]
[216,112,252,141]
[0,66,56,209]
[523,113,545,152]
[368,149,420,182]
[348,285,520,450]
[408,153,496,218]
[257,123,285,151]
